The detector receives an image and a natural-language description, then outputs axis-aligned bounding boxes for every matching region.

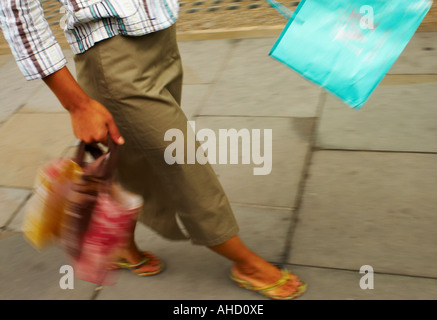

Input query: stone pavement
[0,29,437,301]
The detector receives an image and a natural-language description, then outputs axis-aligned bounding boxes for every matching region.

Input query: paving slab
[6,193,33,232]
[178,39,235,85]
[283,265,437,300]
[316,81,437,152]
[19,85,67,113]
[0,59,43,123]
[232,204,293,262]
[7,143,81,232]
[198,38,322,118]
[389,31,437,75]
[288,150,437,278]
[0,54,12,68]
[96,201,294,300]
[193,116,314,208]
[0,51,74,118]
[181,84,211,119]
[0,232,97,300]
[0,113,75,188]
[381,74,437,86]
[0,187,30,228]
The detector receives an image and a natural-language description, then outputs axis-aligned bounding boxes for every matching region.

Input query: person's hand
[42,66,124,145]
[69,97,124,145]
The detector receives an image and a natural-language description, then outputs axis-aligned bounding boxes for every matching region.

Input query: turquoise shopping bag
[270,0,433,109]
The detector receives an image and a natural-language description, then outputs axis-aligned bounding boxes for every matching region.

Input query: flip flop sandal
[111,251,164,276]
[230,269,307,300]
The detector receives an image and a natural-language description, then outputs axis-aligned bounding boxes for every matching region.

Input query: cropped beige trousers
[74,25,239,246]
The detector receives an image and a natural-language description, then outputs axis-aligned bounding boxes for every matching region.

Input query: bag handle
[74,143,103,165]
[74,136,118,181]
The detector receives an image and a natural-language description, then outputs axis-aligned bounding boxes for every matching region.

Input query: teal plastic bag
[270,0,433,109]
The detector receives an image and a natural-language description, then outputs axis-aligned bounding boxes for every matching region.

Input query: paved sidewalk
[1,30,437,300]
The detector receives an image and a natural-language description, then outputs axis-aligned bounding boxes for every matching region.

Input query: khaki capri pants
[74,25,239,246]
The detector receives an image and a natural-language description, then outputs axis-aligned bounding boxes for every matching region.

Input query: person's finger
[106,117,125,145]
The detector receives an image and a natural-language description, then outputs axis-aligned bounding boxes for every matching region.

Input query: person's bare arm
[43,66,124,145]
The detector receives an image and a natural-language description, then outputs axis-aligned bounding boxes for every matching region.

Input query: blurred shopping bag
[59,143,104,260]
[73,181,143,285]
[269,0,433,108]
[60,139,142,285]
[22,157,83,250]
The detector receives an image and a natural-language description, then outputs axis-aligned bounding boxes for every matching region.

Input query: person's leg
[209,235,303,298]
[112,220,162,275]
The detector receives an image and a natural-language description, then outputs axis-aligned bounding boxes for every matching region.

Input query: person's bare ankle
[233,258,282,282]
[116,246,143,263]
[233,262,258,276]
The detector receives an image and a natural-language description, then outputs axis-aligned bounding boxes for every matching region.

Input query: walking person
[0,0,306,299]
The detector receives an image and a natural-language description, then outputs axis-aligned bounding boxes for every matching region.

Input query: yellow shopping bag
[22,158,83,250]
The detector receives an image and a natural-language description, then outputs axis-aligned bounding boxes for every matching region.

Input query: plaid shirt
[0,0,179,80]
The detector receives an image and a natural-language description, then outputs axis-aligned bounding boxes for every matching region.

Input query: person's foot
[231,261,306,299]
[111,250,163,276]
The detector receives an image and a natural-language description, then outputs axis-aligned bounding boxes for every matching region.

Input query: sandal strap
[128,257,150,269]
[231,269,292,292]
[255,269,291,293]
[115,255,150,269]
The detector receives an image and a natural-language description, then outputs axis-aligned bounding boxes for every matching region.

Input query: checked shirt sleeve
[0,0,66,80]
